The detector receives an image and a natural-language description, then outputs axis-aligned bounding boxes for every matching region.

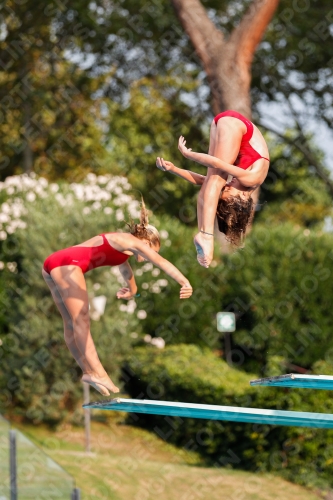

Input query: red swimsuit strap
[99,233,109,246]
[99,233,129,257]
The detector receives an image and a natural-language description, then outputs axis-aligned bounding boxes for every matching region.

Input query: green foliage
[253,0,333,124]
[258,134,332,227]
[124,344,333,490]
[132,213,226,347]
[0,0,110,180]
[2,0,333,222]
[221,222,333,373]
[134,218,333,377]
[105,75,208,219]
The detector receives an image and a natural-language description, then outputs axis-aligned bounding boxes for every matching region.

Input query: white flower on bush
[127,200,140,218]
[113,194,132,206]
[110,266,126,285]
[155,279,168,287]
[55,193,67,206]
[143,334,165,348]
[0,173,142,238]
[92,201,102,210]
[7,220,26,233]
[119,299,137,314]
[150,279,169,294]
[151,337,165,349]
[97,175,109,184]
[141,263,153,272]
[106,180,117,191]
[7,262,17,273]
[1,203,10,214]
[116,209,124,221]
[137,310,147,319]
[70,184,84,200]
[86,173,97,183]
[0,214,9,223]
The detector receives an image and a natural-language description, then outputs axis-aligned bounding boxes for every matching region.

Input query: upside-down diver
[157,110,270,267]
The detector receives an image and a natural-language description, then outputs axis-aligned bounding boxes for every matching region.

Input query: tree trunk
[23,101,33,173]
[171,0,280,248]
[171,0,280,119]
[23,141,33,173]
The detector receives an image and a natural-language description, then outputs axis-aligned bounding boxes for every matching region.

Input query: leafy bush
[219,222,333,373]
[136,221,333,378]
[124,344,333,491]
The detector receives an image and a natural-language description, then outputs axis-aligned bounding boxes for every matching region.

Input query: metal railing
[0,415,80,499]
[0,414,10,499]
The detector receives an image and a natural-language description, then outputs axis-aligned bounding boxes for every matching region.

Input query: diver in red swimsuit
[156,110,270,267]
[43,203,193,396]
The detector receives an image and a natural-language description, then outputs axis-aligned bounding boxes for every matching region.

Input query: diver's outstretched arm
[125,235,193,299]
[156,157,205,186]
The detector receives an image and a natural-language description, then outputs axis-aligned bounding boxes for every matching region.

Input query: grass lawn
[16,413,321,500]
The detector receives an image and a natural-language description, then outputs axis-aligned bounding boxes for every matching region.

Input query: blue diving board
[250,373,333,390]
[83,398,333,429]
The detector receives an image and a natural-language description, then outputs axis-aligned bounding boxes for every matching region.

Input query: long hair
[126,198,160,247]
[216,195,254,246]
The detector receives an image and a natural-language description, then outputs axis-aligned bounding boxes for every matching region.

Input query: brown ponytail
[216,195,254,247]
[126,198,161,247]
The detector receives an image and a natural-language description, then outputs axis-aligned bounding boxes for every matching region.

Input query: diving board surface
[83,398,333,429]
[250,373,333,390]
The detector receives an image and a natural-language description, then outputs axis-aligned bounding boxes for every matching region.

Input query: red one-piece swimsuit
[214,110,270,169]
[43,233,129,274]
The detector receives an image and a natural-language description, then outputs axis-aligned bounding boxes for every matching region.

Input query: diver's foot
[82,373,120,396]
[193,231,214,268]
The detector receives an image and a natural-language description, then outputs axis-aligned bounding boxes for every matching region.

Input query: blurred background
[1,0,333,498]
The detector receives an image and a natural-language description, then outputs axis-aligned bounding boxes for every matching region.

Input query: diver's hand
[156,157,175,172]
[180,283,193,299]
[178,136,193,159]
[116,288,136,300]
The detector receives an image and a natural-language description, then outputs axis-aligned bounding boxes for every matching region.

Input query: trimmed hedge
[123,344,333,491]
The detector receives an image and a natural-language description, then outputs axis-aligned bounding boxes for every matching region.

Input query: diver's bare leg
[48,266,119,395]
[194,119,241,267]
[194,168,227,267]
[43,269,88,371]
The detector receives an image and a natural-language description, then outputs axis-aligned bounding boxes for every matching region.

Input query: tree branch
[258,122,333,197]
[170,0,224,68]
[230,0,280,67]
